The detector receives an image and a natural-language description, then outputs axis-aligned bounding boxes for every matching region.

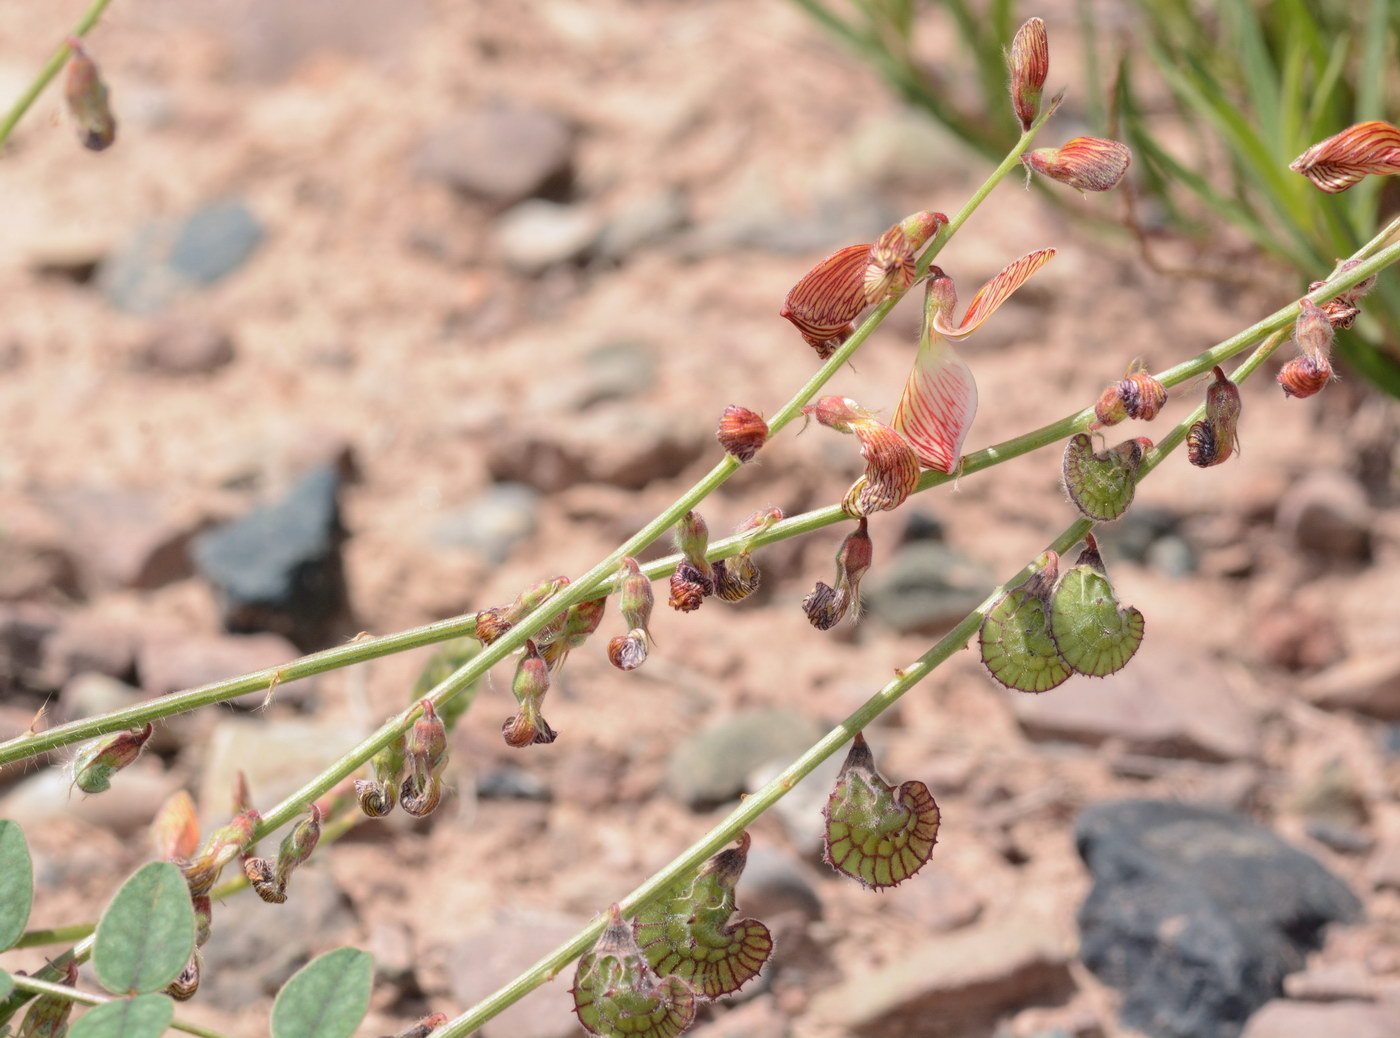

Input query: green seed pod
[572,905,697,1038]
[1062,433,1150,521]
[1050,534,1145,678]
[979,552,1072,693]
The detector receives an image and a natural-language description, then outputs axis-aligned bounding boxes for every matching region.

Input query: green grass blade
[93,863,195,996]
[0,821,33,952]
[1346,0,1389,234]
[270,948,372,1038]
[68,995,175,1038]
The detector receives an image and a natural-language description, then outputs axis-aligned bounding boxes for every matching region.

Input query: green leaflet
[823,733,940,889]
[573,906,696,1038]
[270,948,372,1038]
[67,995,174,1038]
[93,862,194,996]
[1051,540,1146,677]
[1062,433,1149,522]
[979,554,1072,693]
[634,834,772,1000]
[0,969,12,1001]
[0,822,33,951]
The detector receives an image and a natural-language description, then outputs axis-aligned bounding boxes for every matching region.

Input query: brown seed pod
[716,405,768,462]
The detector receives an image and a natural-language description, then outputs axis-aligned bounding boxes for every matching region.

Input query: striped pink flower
[1291,120,1400,193]
[893,249,1055,472]
[802,395,920,516]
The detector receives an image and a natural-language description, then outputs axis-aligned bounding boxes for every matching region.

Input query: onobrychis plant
[2,7,1399,1038]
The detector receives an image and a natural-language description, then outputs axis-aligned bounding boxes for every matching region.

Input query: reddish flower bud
[501,707,558,748]
[668,560,712,612]
[71,722,153,794]
[781,243,870,358]
[401,700,449,815]
[803,518,873,630]
[864,210,947,305]
[1023,136,1131,192]
[607,629,650,671]
[476,576,571,644]
[1291,120,1400,194]
[502,641,557,749]
[1093,384,1129,427]
[1009,17,1049,131]
[540,596,608,671]
[804,395,920,516]
[244,804,322,904]
[1096,368,1167,426]
[64,39,116,151]
[617,556,654,631]
[716,405,769,462]
[151,790,201,862]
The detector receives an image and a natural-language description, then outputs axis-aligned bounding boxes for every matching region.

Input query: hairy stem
[2,224,1394,777]
[433,301,1296,1038]
[0,0,117,149]
[4,974,229,1038]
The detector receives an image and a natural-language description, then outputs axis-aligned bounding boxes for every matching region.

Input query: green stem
[433,298,1297,1038]
[10,923,93,949]
[4,974,230,1038]
[0,0,117,150]
[4,220,1395,778]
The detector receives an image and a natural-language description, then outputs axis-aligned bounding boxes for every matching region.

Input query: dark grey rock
[1144,535,1197,577]
[665,709,826,809]
[192,466,350,650]
[413,105,573,206]
[101,199,264,314]
[1096,506,1181,565]
[1077,800,1361,1038]
[431,482,539,564]
[863,542,996,634]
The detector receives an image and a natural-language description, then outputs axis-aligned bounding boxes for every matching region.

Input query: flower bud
[607,629,650,671]
[356,729,407,818]
[503,641,557,749]
[669,511,714,612]
[1009,17,1049,131]
[540,596,608,670]
[71,722,153,794]
[475,576,570,644]
[1023,136,1132,192]
[803,518,873,630]
[64,39,116,151]
[151,789,201,861]
[401,700,449,815]
[716,405,769,462]
[1290,120,1400,193]
[864,210,947,305]
[1187,366,1242,467]
[181,809,259,896]
[617,556,655,633]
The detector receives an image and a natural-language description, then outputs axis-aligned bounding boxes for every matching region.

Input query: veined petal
[1022,137,1131,192]
[781,243,872,357]
[892,330,977,474]
[1291,120,1400,194]
[847,418,920,515]
[934,248,1055,340]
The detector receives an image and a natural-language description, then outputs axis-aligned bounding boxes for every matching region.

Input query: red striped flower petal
[780,243,871,358]
[1291,120,1400,194]
[892,277,977,473]
[864,210,947,306]
[933,248,1056,339]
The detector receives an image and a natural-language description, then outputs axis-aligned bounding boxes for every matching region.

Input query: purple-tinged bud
[72,722,153,794]
[180,809,259,897]
[803,518,874,630]
[1187,366,1242,467]
[502,641,557,749]
[617,556,655,633]
[607,629,650,671]
[64,38,116,151]
[476,576,571,644]
[540,596,609,670]
[1278,353,1333,399]
[192,894,213,947]
[18,961,78,1037]
[669,512,714,612]
[151,790,201,862]
[401,700,449,816]
[1023,137,1132,192]
[1009,18,1049,131]
[716,405,769,462]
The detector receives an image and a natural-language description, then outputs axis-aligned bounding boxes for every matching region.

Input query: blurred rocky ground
[1,1,1399,1036]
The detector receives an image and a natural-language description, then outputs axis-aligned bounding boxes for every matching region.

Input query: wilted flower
[607,630,649,671]
[401,700,449,813]
[864,210,947,306]
[803,518,874,630]
[1009,17,1049,131]
[802,395,920,517]
[244,804,322,904]
[355,729,407,818]
[1023,137,1131,192]
[180,809,259,896]
[1094,366,1167,426]
[1277,298,1336,399]
[712,506,783,603]
[716,405,769,462]
[64,38,116,151]
[168,950,202,1001]
[1187,365,1242,467]
[1290,120,1400,193]
[669,510,714,612]
[540,596,608,670]
[502,641,557,748]
[607,557,655,671]
[475,576,570,644]
[894,250,1055,472]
